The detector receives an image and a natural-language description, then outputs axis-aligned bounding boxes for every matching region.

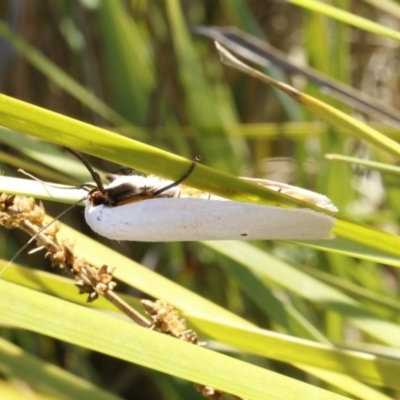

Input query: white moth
[83,168,338,242]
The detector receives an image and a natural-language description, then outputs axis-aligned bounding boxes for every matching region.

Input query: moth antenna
[26,196,86,245]
[0,196,86,277]
[18,169,77,192]
[153,155,201,196]
[63,147,105,193]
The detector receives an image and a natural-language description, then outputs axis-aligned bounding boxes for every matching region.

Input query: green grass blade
[0,280,352,400]
[95,0,154,126]
[0,337,123,400]
[289,0,400,42]
[326,154,400,176]
[166,0,241,173]
[216,43,400,160]
[0,21,131,128]
[190,315,400,390]
[203,241,400,347]
[2,96,400,261]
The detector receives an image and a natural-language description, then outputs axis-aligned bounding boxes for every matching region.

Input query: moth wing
[240,177,338,212]
[85,198,335,242]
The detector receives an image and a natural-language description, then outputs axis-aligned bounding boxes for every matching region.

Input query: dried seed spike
[1,193,151,329]
[141,299,199,343]
[141,299,242,399]
[75,263,118,302]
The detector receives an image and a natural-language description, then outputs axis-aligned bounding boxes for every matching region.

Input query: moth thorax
[90,191,111,206]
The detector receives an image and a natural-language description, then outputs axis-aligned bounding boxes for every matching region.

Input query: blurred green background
[1,1,400,399]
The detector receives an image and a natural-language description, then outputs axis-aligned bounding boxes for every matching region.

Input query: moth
[68,149,337,242]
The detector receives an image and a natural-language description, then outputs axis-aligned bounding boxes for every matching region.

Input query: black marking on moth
[105,168,135,183]
[65,147,201,208]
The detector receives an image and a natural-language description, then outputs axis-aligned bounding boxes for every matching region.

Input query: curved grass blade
[2,95,400,259]
[193,26,400,128]
[215,42,400,160]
